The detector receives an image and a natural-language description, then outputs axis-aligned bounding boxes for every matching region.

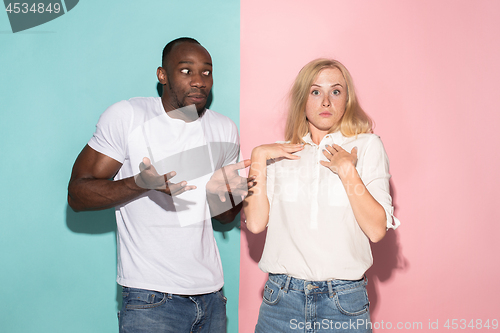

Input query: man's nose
[190,73,206,88]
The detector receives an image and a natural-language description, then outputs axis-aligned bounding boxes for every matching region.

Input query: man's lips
[187,95,206,104]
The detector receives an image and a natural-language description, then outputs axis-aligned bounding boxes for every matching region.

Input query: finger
[283,145,305,153]
[163,171,176,182]
[230,189,248,197]
[171,186,196,196]
[322,149,332,160]
[169,182,196,196]
[223,159,251,173]
[332,144,344,152]
[284,153,301,160]
[247,180,257,189]
[139,157,152,172]
[351,146,358,157]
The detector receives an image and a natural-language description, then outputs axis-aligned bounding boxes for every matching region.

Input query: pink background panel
[240,0,500,332]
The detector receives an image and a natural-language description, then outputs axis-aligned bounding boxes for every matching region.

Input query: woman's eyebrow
[311,83,343,87]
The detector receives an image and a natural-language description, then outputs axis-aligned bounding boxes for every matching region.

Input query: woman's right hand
[244,143,304,234]
[251,143,304,161]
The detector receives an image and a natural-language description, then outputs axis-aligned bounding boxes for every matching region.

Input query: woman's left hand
[319,144,358,176]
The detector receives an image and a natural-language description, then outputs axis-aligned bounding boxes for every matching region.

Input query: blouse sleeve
[266,158,276,208]
[360,135,400,230]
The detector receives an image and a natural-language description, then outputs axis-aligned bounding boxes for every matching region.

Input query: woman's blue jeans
[255,274,372,333]
[118,287,227,333]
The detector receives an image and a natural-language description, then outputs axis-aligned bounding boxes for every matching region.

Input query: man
[68,37,250,333]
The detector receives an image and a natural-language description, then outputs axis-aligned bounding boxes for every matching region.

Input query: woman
[244,59,400,332]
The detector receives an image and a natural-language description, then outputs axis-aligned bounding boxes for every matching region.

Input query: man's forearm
[212,201,243,224]
[68,176,148,212]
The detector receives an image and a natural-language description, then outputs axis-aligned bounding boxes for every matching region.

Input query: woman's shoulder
[344,132,381,145]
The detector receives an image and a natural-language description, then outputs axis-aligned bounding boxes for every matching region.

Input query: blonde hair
[285,59,373,143]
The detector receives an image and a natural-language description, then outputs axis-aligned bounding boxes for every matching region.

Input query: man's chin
[184,101,207,114]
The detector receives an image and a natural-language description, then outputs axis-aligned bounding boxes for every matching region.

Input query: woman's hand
[244,143,303,234]
[320,144,357,177]
[251,143,304,161]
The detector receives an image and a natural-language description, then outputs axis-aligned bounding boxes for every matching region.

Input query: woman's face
[305,67,347,142]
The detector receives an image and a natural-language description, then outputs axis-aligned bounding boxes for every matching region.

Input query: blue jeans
[255,274,372,333]
[118,287,227,333]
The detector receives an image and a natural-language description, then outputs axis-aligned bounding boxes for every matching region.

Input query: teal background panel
[0,1,241,332]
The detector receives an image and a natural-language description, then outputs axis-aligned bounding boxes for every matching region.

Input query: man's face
[159,43,213,113]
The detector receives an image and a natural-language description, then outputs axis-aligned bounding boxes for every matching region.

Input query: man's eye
[202,70,211,76]
[180,69,189,74]
[312,90,320,95]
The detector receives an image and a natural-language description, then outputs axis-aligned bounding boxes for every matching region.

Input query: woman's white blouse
[258,131,400,281]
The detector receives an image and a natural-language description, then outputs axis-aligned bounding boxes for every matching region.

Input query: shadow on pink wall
[367,180,408,318]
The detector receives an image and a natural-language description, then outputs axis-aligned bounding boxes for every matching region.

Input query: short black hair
[161,37,200,68]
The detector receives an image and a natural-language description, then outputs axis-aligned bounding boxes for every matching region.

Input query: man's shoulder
[101,97,161,122]
[203,109,237,127]
[202,109,239,143]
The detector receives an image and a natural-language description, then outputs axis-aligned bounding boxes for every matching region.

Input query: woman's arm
[243,143,303,234]
[320,144,387,243]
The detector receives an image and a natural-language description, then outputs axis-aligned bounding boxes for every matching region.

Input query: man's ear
[157,67,167,85]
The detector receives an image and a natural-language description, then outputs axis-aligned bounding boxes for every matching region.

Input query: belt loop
[363,275,368,285]
[283,275,292,293]
[327,280,334,298]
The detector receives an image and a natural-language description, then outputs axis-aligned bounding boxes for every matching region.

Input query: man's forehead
[169,43,212,66]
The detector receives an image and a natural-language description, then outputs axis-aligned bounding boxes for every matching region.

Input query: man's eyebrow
[178,60,212,66]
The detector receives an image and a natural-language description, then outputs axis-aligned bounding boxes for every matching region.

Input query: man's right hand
[135,157,196,196]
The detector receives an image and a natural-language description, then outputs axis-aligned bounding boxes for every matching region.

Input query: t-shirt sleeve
[361,135,401,230]
[87,100,133,163]
[222,119,240,166]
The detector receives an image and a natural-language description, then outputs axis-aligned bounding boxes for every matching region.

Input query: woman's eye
[180,69,189,74]
[312,90,320,96]
[332,90,340,95]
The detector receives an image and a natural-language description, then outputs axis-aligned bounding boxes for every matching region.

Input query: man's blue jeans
[255,274,372,333]
[118,286,227,333]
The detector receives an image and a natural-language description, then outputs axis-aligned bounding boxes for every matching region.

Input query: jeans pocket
[262,279,282,306]
[216,290,228,305]
[334,286,369,316]
[123,289,167,310]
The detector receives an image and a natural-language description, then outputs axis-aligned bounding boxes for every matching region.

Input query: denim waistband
[268,273,367,296]
[121,286,220,298]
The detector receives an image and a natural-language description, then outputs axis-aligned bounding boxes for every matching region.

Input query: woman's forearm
[338,163,387,243]
[243,149,270,234]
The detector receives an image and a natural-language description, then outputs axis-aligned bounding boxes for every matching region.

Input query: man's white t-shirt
[88,97,239,294]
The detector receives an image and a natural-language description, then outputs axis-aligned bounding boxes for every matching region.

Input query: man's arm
[68,146,195,212]
[67,145,147,211]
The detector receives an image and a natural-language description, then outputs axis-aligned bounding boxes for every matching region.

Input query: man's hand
[135,157,196,196]
[206,159,256,203]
